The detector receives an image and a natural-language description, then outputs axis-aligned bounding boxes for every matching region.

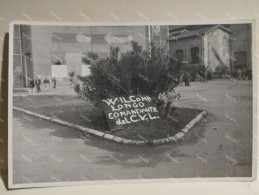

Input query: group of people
[178,68,211,87]
[29,76,57,94]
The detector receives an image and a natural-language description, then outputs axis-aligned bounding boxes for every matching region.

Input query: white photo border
[8,19,257,189]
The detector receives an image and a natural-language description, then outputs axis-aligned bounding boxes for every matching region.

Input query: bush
[69,41,184,116]
[230,70,238,78]
[213,65,229,78]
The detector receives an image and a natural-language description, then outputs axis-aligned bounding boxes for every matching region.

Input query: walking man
[183,72,191,86]
[29,77,35,95]
[237,69,242,80]
[52,76,57,88]
[35,77,41,93]
[43,77,50,92]
[179,74,184,86]
[204,69,208,83]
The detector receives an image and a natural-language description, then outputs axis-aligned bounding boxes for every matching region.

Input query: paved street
[12,80,253,184]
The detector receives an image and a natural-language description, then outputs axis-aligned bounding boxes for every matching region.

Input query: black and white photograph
[8,21,256,188]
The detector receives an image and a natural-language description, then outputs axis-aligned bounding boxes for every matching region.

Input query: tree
[69,41,183,117]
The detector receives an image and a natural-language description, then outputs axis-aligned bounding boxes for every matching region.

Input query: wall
[169,36,202,63]
[205,27,230,70]
[13,25,23,87]
[230,24,252,69]
[30,25,148,77]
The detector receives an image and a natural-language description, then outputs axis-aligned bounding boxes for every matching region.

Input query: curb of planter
[13,106,207,145]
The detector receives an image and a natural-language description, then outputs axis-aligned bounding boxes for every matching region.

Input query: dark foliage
[69,41,184,114]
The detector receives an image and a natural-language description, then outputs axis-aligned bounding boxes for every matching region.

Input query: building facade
[229,23,252,70]
[169,25,231,71]
[13,25,169,87]
[13,23,251,88]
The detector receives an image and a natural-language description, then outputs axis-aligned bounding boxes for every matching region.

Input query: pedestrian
[43,77,50,92]
[35,76,41,93]
[179,74,184,86]
[245,68,252,80]
[186,72,191,86]
[183,72,187,86]
[183,72,190,86]
[204,70,208,83]
[29,77,35,95]
[207,69,212,80]
[52,76,56,88]
[237,69,242,80]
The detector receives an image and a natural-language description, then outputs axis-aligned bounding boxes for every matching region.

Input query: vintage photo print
[8,20,256,188]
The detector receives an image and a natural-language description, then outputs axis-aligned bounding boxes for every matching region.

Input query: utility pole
[24,54,28,87]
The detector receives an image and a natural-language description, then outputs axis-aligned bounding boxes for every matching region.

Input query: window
[175,49,183,60]
[190,47,200,63]
[81,51,109,65]
[50,52,66,65]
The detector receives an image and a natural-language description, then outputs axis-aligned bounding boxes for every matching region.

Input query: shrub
[69,41,184,116]
[214,65,229,78]
[230,70,238,78]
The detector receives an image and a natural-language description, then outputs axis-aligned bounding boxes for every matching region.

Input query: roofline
[204,25,231,34]
[169,25,231,41]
